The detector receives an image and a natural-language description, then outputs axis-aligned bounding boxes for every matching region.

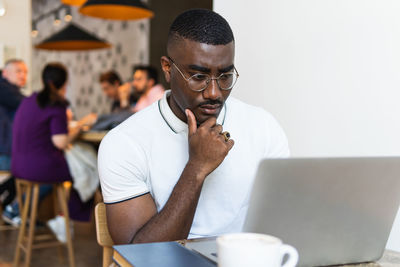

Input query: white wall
[214,0,400,158]
[0,0,31,90]
[214,0,400,251]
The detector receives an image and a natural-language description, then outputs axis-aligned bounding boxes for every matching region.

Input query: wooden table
[113,238,400,267]
[78,130,108,144]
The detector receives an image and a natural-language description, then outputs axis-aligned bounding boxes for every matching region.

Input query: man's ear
[1,68,8,79]
[148,78,155,88]
[160,56,171,83]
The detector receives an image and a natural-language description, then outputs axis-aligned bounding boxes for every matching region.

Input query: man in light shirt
[131,65,164,113]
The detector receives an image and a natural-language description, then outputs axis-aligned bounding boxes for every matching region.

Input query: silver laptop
[243,157,400,266]
[188,157,400,266]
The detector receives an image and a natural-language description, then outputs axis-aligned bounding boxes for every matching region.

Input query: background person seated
[3,107,98,227]
[131,65,165,113]
[99,70,137,112]
[91,70,139,131]
[0,59,28,213]
[10,63,97,241]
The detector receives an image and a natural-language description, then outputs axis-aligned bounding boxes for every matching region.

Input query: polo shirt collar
[158,90,226,134]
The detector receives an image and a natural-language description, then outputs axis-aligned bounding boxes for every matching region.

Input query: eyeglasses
[168,56,239,92]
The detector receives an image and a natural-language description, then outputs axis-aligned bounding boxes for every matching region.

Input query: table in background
[78,130,108,144]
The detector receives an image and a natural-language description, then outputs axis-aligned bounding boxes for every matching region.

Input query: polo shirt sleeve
[98,129,149,204]
[261,109,290,158]
[50,107,68,135]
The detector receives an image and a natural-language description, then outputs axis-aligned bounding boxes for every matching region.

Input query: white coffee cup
[217,233,298,267]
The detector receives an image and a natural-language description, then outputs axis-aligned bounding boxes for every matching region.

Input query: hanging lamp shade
[35,23,111,51]
[79,0,153,20]
[61,0,86,6]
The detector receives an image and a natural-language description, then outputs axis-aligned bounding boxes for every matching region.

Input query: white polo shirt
[98,90,289,238]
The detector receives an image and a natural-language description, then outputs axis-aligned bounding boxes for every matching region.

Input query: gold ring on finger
[220,131,231,142]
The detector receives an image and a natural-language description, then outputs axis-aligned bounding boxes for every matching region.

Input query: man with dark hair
[98,9,289,244]
[0,59,27,219]
[131,65,164,113]
[99,70,136,112]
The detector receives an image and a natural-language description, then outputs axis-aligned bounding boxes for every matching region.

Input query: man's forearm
[124,113,234,243]
[132,163,206,243]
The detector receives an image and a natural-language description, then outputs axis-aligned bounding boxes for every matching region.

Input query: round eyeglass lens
[217,73,236,90]
[188,72,238,92]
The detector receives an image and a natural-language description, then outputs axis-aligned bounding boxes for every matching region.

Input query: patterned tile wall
[31,0,149,118]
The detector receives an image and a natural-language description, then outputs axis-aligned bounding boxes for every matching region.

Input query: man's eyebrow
[188,64,235,73]
[219,64,234,73]
[188,64,210,73]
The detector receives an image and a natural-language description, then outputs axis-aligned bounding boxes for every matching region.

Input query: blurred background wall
[214,0,400,251]
[0,0,31,93]
[31,0,149,118]
[215,0,400,158]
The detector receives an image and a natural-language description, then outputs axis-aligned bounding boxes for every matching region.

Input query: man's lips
[199,104,222,115]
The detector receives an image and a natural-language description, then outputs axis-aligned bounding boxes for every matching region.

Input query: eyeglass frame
[167,56,239,92]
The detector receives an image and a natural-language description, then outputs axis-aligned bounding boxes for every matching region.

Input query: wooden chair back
[95,202,114,267]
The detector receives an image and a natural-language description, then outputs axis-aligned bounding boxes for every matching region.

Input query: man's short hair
[4,59,24,68]
[167,9,234,47]
[134,65,159,84]
[99,70,122,85]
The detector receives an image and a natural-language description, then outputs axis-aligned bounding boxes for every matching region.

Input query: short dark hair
[134,65,158,84]
[37,63,69,108]
[99,70,122,85]
[167,9,234,47]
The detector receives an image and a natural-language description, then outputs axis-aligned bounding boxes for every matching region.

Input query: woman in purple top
[11,63,96,227]
[12,70,70,183]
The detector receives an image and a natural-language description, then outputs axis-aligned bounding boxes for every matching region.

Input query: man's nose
[202,78,221,100]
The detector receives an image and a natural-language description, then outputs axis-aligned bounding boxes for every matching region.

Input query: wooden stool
[13,179,75,267]
[0,170,14,231]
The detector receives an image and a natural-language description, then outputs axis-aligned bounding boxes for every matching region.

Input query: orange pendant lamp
[79,0,153,20]
[61,0,86,6]
[35,23,111,51]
